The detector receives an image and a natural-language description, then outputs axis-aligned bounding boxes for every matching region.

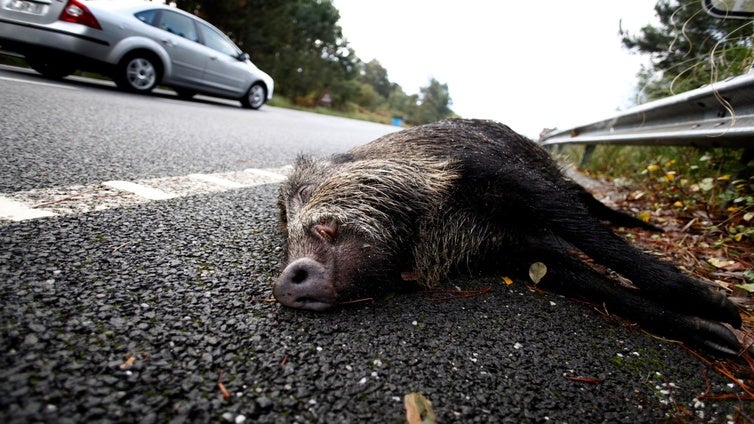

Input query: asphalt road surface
[1,66,750,422]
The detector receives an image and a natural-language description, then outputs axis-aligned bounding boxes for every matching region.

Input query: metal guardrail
[539,71,754,149]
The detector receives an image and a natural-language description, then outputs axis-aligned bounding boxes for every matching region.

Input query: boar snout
[273,258,337,311]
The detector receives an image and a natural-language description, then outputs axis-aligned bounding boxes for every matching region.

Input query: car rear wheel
[115,53,161,93]
[25,55,76,79]
[241,82,266,109]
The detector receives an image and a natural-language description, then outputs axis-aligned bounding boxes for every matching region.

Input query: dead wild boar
[274,119,742,355]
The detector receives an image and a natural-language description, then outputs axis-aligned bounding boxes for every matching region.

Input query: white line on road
[243,168,289,182]
[188,173,247,189]
[102,180,177,201]
[0,196,57,221]
[0,76,78,89]
[1,167,289,224]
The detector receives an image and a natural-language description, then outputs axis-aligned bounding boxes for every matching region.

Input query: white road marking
[243,168,289,182]
[102,180,177,201]
[188,173,247,189]
[1,167,289,224]
[0,196,57,221]
[0,76,77,89]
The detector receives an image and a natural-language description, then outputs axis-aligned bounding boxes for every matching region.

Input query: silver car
[0,0,274,109]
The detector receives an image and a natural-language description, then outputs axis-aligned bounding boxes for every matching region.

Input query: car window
[157,11,199,42]
[134,9,158,25]
[197,22,241,57]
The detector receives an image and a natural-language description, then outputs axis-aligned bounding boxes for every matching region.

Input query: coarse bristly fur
[274,118,742,355]
[279,156,461,289]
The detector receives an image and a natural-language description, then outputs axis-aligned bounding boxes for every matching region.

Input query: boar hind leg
[506,176,741,328]
[572,182,663,232]
[515,248,741,356]
[550,206,740,328]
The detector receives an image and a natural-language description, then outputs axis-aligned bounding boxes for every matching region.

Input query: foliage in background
[173,0,455,124]
[621,0,754,99]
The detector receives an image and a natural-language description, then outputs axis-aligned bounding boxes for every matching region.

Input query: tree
[359,59,392,98]
[409,78,454,124]
[621,0,754,100]
[386,85,417,119]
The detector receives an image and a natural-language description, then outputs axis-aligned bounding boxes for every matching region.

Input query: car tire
[115,52,161,93]
[26,55,76,79]
[241,82,266,109]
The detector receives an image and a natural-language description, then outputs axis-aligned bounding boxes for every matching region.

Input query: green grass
[267,96,398,125]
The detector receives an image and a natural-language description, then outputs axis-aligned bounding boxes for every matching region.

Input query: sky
[333,0,660,138]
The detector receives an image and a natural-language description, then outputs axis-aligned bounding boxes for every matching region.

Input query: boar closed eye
[313,221,338,242]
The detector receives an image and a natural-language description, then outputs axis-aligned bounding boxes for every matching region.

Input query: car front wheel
[115,53,161,93]
[241,82,266,109]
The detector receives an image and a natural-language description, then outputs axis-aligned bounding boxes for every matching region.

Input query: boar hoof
[273,258,337,311]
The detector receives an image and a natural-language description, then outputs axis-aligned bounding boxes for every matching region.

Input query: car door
[148,10,206,86]
[195,21,252,97]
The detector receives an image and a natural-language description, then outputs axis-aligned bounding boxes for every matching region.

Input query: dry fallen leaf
[119,356,136,370]
[501,276,513,286]
[405,392,437,424]
[630,190,646,200]
[708,258,737,269]
[529,262,547,284]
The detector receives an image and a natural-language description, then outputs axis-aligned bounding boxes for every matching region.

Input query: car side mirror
[238,52,250,62]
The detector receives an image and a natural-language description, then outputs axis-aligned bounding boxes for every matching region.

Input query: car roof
[85,0,189,16]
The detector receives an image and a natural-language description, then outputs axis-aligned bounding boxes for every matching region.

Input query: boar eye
[296,184,315,204]
[313,220,338,242]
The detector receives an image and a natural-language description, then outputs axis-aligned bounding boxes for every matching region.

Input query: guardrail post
[579,145,596,168]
